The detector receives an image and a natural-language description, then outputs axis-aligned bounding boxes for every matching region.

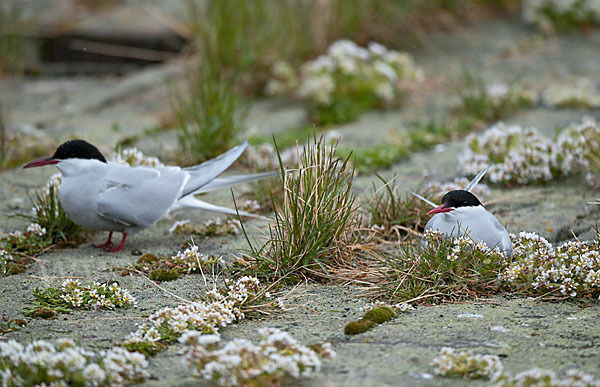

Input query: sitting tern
[24,140,274,252]
[413,166,513,256]
[425,190,513,256]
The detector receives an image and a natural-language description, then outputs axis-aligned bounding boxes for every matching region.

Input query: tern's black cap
[52,140,107,163]
[441,190,482,208]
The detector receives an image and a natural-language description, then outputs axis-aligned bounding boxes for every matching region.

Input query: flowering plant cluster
[483,82,538,107]
[59,279,137,309]
[180,328,335,386]
[25,279,137,317]
[460,122,558,185]
[109,147,164,167]
[522,0,600,33]
[499,231,600,298]
[464,78,600,116]
[123,276,277,356]
[422,229,506,262]
[544,78,600,109]
[169,218,242,237]
[170,242,226,272]
[432,347,599,386]
[460,80,537,121]
[30,173,62,221]
[498,368,600,387]
[2,170,85,276]
[266,40,423,124]
[0,338,149,386]
[1,223,51,276]
[460,118,600,185]
[119,241,224,282]
[431,347,504,380]
[556,117,600,185]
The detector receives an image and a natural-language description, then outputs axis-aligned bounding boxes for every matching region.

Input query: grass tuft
[239,136,360,282]
[0,1,37,75]
[365,176,434,242]
[173,66,245,164]
[31,183,83,245]
[343,231,504,304]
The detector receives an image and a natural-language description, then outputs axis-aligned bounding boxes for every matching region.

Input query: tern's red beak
[427,204,454,215]
[23,157,59,169]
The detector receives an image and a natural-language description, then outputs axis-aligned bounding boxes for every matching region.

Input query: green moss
[344,318,376,335]
[364,307,396,324]
[31,308,57,319]
[344,306,399,336]
[137,253,159,264]
[149,268,179,282]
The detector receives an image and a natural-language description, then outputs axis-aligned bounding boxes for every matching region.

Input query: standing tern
[24,139,274,252]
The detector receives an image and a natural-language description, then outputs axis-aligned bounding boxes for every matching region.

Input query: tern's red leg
[104,232,127,252]
[92,232,113,248]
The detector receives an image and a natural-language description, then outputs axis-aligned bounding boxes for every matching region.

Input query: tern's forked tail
[173,195,270,221]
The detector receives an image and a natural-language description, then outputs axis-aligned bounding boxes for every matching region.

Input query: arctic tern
[413,166,513,256]
[425,190,513,256]
[24,139,274,252]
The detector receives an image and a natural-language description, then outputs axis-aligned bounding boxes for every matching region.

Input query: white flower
[368,41,387,56]
[374,83,394,103]
[373,60,397,81]
[82,363,106,385]
[26,223,46,237]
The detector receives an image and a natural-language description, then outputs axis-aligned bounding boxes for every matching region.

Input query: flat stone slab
[1,12,600,387]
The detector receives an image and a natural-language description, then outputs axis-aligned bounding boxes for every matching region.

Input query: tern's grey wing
[180,141,248,198]
[96,165,189,229]
[488,212,513,256]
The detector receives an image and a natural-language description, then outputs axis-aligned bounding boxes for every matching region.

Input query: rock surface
[1,10,599,387]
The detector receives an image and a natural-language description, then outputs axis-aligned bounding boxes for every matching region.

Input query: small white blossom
[26,223,46,237]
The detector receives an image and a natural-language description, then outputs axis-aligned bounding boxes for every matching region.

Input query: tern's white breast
[424,206,513,256]
[58,161,127,232]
